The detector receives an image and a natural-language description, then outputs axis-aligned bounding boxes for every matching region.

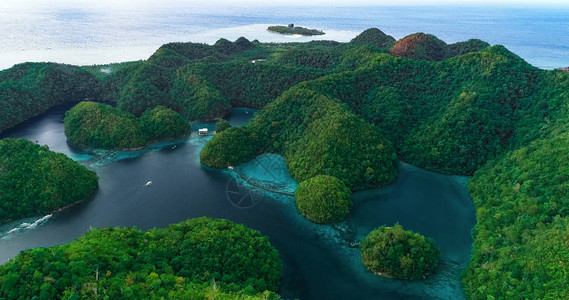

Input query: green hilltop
[0,138,98,224]
[0,217,281,299]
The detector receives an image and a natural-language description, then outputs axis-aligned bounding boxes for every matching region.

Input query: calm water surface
[0,103,475,299]
[1,1,568,69]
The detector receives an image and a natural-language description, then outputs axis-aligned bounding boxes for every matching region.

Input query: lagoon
[0,103,475,299]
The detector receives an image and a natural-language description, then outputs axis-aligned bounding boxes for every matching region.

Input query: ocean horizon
[1,3,568,70]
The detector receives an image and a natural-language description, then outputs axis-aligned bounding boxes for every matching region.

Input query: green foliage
[513,69,569,147]
[170,68,231,121]
[360,224,439,280]
[117,61,176,117]
[287,104,398,190]
[64,102,189,149]
[201,87,398,191]
[215,119,231,133]
[192,60,327,108]
[64,102,147,149]
[276,47,339,69]
[295,175,352,224]
[80,61,143,102]
[448,39,490,57]
[463,133,569,299]
[300,45,540,175]
[157,42,218,62]
[199,127,264,168]
[350,27,396,48]
[0,138,98,224]
[0,217,282,298]
[267,25,324,36]
[214,38,242,56]
[139,105,191,141]
[0,63,100,132]
[234,37,256,50]
[360,86,409,150]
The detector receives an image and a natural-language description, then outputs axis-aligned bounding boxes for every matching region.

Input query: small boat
[145,181,153,186]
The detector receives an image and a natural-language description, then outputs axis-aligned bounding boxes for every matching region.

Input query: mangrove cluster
[0,217,282,299]
[0,138,98,224]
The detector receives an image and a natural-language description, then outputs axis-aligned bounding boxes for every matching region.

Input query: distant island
[267,24,324,36]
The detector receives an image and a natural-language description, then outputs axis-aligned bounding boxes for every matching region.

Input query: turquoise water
[0,104,476,299]
[226,151,475,299]
[0,2,568,69]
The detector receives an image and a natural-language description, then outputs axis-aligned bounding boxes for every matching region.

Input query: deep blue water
[1,1,568,69]
[0,103,475,299]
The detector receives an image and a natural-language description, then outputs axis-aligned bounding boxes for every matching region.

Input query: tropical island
[0,217,282,299]
[0,27,569,298]
[64,102,191,150]
[267,24,325,36]
[0,138,98,224]
[360,225,439,280]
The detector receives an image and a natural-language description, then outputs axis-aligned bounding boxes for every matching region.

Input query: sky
[3,0,569,7]
[172,0,569,6]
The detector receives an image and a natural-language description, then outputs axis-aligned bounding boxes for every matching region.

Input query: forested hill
[0,63,100,132]
[0,217,282,299]
[0,138,98,224]
[2,28,569,298]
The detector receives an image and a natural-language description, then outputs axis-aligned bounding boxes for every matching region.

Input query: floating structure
[227,166,294,197]
[198,128,216,136]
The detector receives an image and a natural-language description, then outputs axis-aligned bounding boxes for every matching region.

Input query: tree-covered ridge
[64,102,190,150]
[350,27,396,48]
[0,62,100,132]
[0,138,98,224]
[139,105,192,142]
[200,86,398,191]
[463,133,569,299]
[390,33,489,61]
[298,45,541,175]
[170,67,231,121]
[0,217,282,299]
[360,224,439,280]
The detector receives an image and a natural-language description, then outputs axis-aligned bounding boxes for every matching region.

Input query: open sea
[1,0,568,70]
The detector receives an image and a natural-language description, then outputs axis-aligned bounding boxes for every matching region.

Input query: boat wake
[0,214,52,239]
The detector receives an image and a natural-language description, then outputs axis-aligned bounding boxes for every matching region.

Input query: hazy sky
[184,0,569,6]
[3,0,569,7]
